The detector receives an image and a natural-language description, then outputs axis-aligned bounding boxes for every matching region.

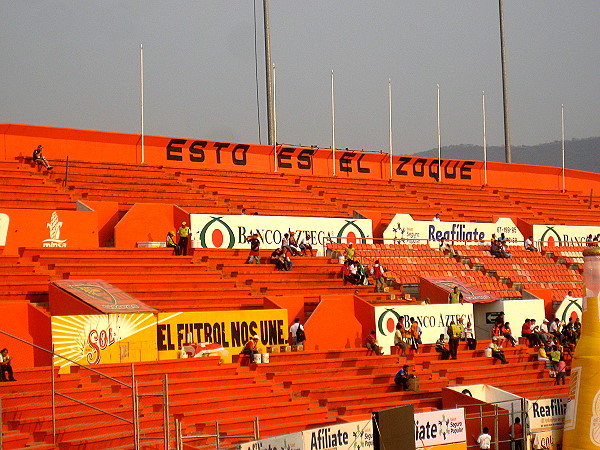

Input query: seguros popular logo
[42,211,67,247]
[198,216,236,249]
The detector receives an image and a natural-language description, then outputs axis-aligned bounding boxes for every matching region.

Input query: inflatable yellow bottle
[563,247,600,448]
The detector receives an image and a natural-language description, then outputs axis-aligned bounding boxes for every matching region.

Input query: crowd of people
[341,244,388,293]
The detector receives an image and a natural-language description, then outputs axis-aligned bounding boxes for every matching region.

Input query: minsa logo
[42,211,67,247]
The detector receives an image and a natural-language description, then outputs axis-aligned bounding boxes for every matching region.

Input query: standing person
[245,233,261,264]
[476,427,492,449]
[555,357,567,385]
[366,330,383,356]
[32,145,53,170]
[410,317,421,354]
[448,286,464,304]
[463,321,477,350]
[394,364,410,391]
[166,231,181,256]
[447,320,462,360]
[0,348,16,382]
[512,417,523,450]
[370,260,386,293]
[177,222,191,256]
[344,243,355,262]
[393,322,408,357]
[290,318,305,346]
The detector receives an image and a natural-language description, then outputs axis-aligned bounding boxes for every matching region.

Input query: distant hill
[412,137,600,174]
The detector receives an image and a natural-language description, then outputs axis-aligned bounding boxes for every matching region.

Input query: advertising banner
[301,420,374,450]
[0,208,98,254]
[534,223,600,246]
[189,214,372,255]
[156,310,289,360]
[383,214,522,246]
[375,304,474,354]
[52,279,157,313]
[238,432,303,450]
[532,429,563,450]
[51,313,157,373]
[414,408,466,448]
[527,397,567,432]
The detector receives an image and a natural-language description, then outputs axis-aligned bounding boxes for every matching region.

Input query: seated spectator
[394,364,410,391]
[574,318,582,340]
[491,323,505,345]
[166,231,181,256]
[297,235,315,256]
[490,238,503,258]
[537,345,550,362]
[502,322,518,347]
[270,248,287,270]
[341,261,358,285]
[498,240,512,258]
[435,334,451,360]
[549,318,564,344]
[288,232,302,256]
[394,323,408,357]
[489,337,509,364]
[282,233,300,256]
[366,330,383,356]
[463,321,477,350]
[241,335,260,358]
[32,145,53,170]
[531,319,549,344]
[432,213,441,222]
[524,235,538,251]
[354,259,368,285]
[0,348,16,381]
[555,357,567,385]
[521,319,540,347]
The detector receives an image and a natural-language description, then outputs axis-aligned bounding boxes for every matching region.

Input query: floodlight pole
[331,70,336,176]
[483,91,488,185]
[389,78,393,180]
[140,44,145,164]
[263,0,275,146]
[437,84,441,182]
[561,104,566,192]
[499,0,512,163]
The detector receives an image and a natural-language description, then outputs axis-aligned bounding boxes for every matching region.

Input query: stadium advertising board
[555,294,583,323]
[238,431,303,450]
[383,214,523,245]
[375,304,474,354]
[527,397,567,432]
[51,313,157,373]
[533,223,600,246]
[301,420,373,450]
[156,310,289,360]
[531,429,563,450]
[0,208,98,254]
[414,408,467,448]
[189,214,372,255]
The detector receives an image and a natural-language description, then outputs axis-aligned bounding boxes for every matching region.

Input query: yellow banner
[156,310,289,360]
[51,313,157,373]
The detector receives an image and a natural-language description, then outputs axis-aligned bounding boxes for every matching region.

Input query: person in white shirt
[432,213,441,222]
[289,318,305,345]
[524,235,537,251]
[476,427,492,449]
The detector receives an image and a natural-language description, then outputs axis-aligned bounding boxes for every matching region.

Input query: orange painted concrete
[79,200,121,247]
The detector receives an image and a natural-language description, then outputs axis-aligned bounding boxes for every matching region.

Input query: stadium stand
[0,124,594,448]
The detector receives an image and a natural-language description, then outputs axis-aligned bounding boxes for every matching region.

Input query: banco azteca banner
[189,214,372,255]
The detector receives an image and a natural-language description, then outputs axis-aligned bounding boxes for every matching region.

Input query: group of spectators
[586,234,600,247]
[489,233,512,258]
[244,231,315,267]
[166,222,191,256]
[341,244,387,293]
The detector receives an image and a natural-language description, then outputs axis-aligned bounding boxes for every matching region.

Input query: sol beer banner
[51,313,157,373]
[383,214,523,246]
[0,208,98,254]
[533,223,600,246]
[414,408,467,448]
[375,304,474,353]
[189,214,372,254]
[156,310,289,360]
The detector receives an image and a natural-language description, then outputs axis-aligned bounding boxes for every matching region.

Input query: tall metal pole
[331,70,336,176]
[140,44,145,164]
[483,91,488,185]
[499,0,512,163]
[437,84,442,182]
[388,78,393,180]
[263,0,275,145]
[561,104,565,192]
[273,63,278,172]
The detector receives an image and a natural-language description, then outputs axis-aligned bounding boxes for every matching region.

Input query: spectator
[555,357,567,385]
[491,323,505,345]
[241,208,247,215]
[563,290,575,302]
[550,345,561,373]
[448,286,464,304]
[410,317,422,353]
[490,337,509,364]
[341,260,359,285]
[498,240,512,258]
[463,321,477,350]
[166,231,181,256]
[290,318,305,345]
[549,318,564,344]
[241,335,260,358]
[574,318,582,340]
[476,427,492,449]
[524,235,538,251]
[448,320,462,360]
[512,417,524,450]
[245,233,261,264]
[394,323,408,357]
[282,233,299,256]
[270,248,287,270]
[297,234,315,256]
[530,319,548,344]
[366,330,383,356]
[354,259,368,285]
[502,322,518,347]
[288,232,302,256]
[370,260,386,292]
[521,319,537,347]
[0,348,16,382]
[435,334,451,360]
[537,345,550,362]
[494,312,505,328]
[177,222,191,256]
[586,234,594,247]
[432,213,441,222]
[394,364,410,391]
[32,145,53,170]
[344,243,355,262]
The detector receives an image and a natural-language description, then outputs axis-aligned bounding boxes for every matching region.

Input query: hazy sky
[1,2,598,155]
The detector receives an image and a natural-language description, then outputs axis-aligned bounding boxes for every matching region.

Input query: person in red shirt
[512,417,523,450]
[521,319,540,347]
[366,330,383,356]
[556,358,567,385]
